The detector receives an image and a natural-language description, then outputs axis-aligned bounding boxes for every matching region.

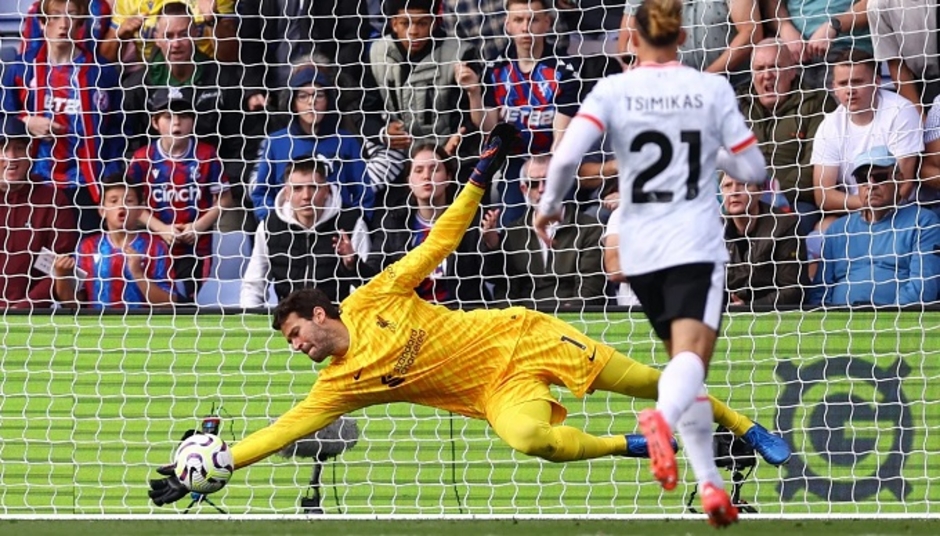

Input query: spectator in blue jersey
[809,147,940,307]
[18,0,116,62]
[1,0,124,233]
[52,175,176,310]
[361,143,492,307]
[456,0,581,225]
[127,87,233,303]
[249,65,373,222]
[359,0,473,198]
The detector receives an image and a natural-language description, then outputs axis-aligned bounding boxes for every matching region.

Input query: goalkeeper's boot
[638,409,678,491]
[623,434,678,458]
[742,423,791,466]
[699,482,739,528]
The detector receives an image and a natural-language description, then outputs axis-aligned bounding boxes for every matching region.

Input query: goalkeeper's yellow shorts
[483,310,614,426]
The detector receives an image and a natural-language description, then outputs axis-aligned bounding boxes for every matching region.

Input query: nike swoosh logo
[353,368,362,381]
[588,347,596,362]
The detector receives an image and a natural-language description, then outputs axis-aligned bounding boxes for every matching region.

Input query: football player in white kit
[534,0,767,527]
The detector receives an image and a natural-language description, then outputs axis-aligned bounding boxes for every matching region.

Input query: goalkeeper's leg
[589,351,753,437]
[491,399,654,462]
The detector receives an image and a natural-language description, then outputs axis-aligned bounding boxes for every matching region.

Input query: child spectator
[53,175,176,309]
[127,87,232,303]
[1,0,124,232]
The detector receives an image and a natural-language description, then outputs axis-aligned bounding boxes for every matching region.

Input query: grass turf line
[1,520,939,536]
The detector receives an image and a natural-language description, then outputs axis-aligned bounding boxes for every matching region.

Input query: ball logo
[775,356,912,502]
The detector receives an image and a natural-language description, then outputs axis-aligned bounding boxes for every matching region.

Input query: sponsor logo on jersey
[502,107,555,128]
[381,374,405,388]
[393,329,426,376]
[151,183,203,204]
[44,95,82,115]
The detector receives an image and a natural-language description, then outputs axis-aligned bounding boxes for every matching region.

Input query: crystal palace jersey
[127,140,228,258]
[75,232,174,309]
[482,47,581,155]
[19,0,112,62]
[577,62,757,275]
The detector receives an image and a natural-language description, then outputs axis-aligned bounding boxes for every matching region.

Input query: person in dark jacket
[362,143,491,308]
[720,172,807,308]
[482,155,607,310]
[0,117,78,308]
[241,158,371,308]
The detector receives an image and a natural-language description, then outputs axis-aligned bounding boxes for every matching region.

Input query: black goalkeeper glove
[147,428,198,507]
[468,122,521,189]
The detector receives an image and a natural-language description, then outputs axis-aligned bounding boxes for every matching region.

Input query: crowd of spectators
[0,0,938,311]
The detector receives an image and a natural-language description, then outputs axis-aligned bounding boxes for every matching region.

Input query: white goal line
[2,514,939,521]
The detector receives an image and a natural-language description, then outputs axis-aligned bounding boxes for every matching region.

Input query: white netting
[0,0,938,517]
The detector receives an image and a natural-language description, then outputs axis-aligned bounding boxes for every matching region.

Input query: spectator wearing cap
[808,147,940,307]
[241,158,371,308]
[122,2,262,187]
[0,116,78,308]
[249,65,373,222]
[810,50,923,233]
[720,172,807,307]
[126,87,233,303]
[0,0,124,233]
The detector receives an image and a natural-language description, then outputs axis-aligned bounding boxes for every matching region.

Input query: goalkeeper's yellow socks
[710,397,755,438]
[547,427,627,462]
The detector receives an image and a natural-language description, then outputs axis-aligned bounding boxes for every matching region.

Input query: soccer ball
[173,433,233,494]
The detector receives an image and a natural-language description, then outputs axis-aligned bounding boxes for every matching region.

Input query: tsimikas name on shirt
[623,94,704,112]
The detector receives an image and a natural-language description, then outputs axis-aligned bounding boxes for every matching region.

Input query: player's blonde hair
[635,0,682,48]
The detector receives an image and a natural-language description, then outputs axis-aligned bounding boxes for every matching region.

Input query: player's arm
[148,387,352,507]
[229,390,351,470]
[539,115,603,218]
[375,124,519,292]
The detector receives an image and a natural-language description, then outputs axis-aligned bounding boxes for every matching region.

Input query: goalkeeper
[149,124,790,506]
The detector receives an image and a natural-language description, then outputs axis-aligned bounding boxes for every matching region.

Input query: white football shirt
[576,62,757,275]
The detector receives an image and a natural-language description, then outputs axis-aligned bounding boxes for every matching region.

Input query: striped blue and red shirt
[127,140,228,259]
[0,46,124,201]
[483,46,581,155]
[75,232,174,309]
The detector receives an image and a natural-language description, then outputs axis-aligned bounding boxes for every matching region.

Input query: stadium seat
[195,279,243,308]
[211,231,251,280]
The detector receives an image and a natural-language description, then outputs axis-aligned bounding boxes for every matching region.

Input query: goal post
[0,310,937,515]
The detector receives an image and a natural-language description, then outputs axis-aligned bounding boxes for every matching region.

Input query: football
[173,433,233,494]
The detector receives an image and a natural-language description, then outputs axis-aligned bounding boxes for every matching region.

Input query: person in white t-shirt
[810,49,924,232]
[534,0,768,528]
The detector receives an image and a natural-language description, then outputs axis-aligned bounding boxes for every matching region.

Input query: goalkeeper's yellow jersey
[231,183,587,469]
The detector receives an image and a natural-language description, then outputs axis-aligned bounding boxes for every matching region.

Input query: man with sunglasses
[809,146,940,307]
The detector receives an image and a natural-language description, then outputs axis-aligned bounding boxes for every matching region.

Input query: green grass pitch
[0,311,938,515]
[2,520,940,536]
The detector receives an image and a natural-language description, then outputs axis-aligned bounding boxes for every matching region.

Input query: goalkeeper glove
[147,428,197,507]
[468,122,521,189]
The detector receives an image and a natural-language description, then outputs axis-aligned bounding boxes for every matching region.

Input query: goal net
[0,0,939,518]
